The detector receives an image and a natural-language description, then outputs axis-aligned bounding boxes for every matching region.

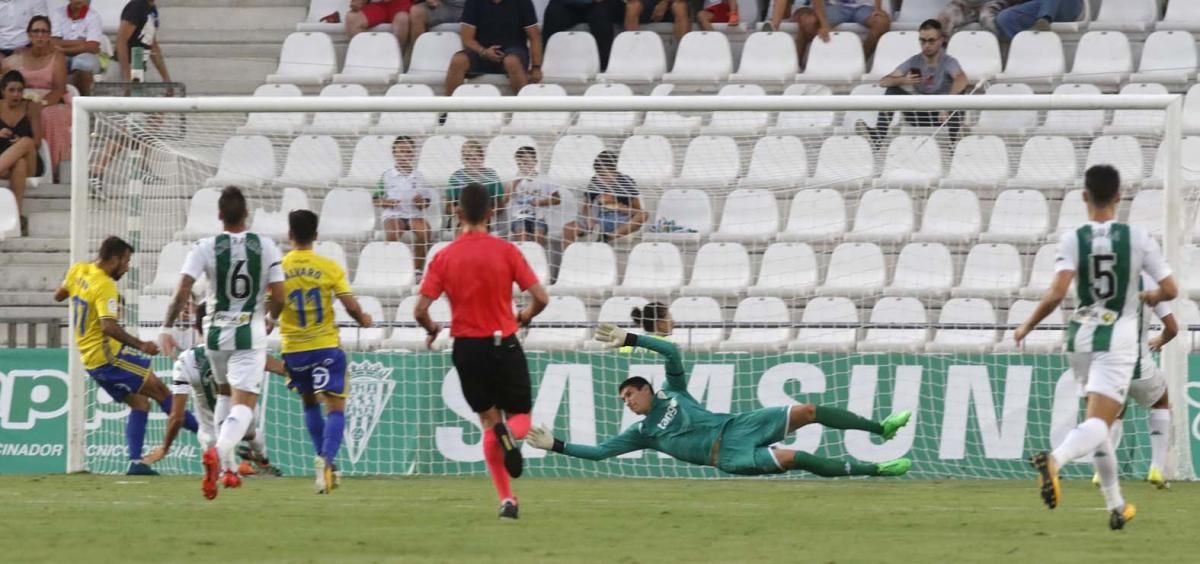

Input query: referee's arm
[517,282,549,327]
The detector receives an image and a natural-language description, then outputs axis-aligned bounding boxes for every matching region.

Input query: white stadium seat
[973,83,1039,135]
[748,243,818,298]
[352,242,415,296]
[876,136,943,188]
[1089,0,1158,33]
[954,243,1023,298]
[205,136,275,188]
[838,83,886,136]
[597,296,649,326]
[1149,137,1200,188]
[795,32,864,86]
[1037,83,1106,136]
[979,190,1050,244]
[805,135,874,190]
[541,31,601,86]
[136,295,171,341]
[789,296,858,352]
[514,242,551,288]
[397,31,461,85]
[550,242,618,297]
[818,242,886,297]
[1129,31,1197,86]
[863,31,919,81]
[885,242,954,299]
[338,297,386,351]
[1158,1,1200,31]
[701,84,770,136]
[238,84,305,135]
[845,189,913,243]
[947,30,1002,82]
[913,189,981,244]
[940,135,1010,191]
[711,189,780,243]
[1062,31,1133,89]
[144,242,191,294]
[1128,190,1163,237]
[568,83,638,136]
[615,243,684,297]
[668,297,723,351]
[304,83,373,134]
[720,297,792,352]
[1085,136,1145,187]
[681,242,752,297]
[370,84,439,135]
[778,189,845,242]
[662,31,733,84]
[547,134,606,187]
[317,188,375,240]
[1022,244,1058,299]
[858,297,927,353]
[1010,136,1077,192]
[267,32,337,85]
[1185,85,1200,135]
[995,300,1065,352]
[439,84,505,135]
[273,135,342,187]
[597,32,667,84]
[768,84,836,137]
[523,296,589,350]
[729,32,798,84]
[416,135,467,187]
[385,296,451,350]
[739,135,808,189]
[618,135,674,186]
[340,135,395,187]
[926,298,997,353]
[314,240,348,272]
[423,241,451,267]
[503,84,571,135]
[996,31,1064,87]
[1189,245,1200,299]
[644,189,713,243]
[670,135,741,189]
[891,0,944,31]
[333,32,402,84]
[1104,83,1170,136]
[181,188,223,238]
[1053,189,1088,238]
[250,209,287,240]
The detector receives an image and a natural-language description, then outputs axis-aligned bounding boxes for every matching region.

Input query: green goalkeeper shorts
[715,406,791,476]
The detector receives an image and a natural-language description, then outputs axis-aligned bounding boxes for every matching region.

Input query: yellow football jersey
[280,250,353,353]
[61,262,121,370]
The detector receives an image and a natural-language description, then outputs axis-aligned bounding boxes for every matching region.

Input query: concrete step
[161,7,307,30]
[0,251,70,266]
[159,0,308,8]
[160,57,282,95]
[157,42,298,60]
[22,198,72,213]
[0,238,70,253]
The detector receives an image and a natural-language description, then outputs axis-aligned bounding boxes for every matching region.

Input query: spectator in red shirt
[414,181,549,520]
[345,0,412,47]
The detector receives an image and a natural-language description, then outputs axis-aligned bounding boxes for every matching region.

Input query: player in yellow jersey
[54,236,199,475]
[274,210,373,493]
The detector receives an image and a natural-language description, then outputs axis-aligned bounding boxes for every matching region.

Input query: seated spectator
[697,0,738,32]
[768,0,889,68]
[409,0,466,57]
[443,0,542,96]
[860,18,967,147]
[373,135,436,272]
[996,0,1082,40]
[117,0,173,89]
[507,145,560,246]
[50,0,103,96]
[0,0,47,57]
[2,16,68,175]
[937,0,1019,36]
[0,70,44,237]
[562,150,646,244]
[623,0,689,44]
[446,140,505,227]
[346,0,412,48]
[541,0,620,70]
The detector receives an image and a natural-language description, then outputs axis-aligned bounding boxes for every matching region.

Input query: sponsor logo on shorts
[345,361,396,465]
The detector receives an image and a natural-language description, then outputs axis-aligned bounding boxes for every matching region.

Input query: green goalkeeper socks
[790,452,880,477]
[813,405,885,435]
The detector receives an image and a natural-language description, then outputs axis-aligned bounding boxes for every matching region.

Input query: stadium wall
[3,349,1200,478]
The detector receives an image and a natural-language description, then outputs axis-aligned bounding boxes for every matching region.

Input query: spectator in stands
[408,0,466,59]
[0,0,47,57]
[541,0,620,70]
[446,139,505,228]
[562,150,645,244]
[937,0,1019,36]
[768,0,889,68]
[995,0,1082,40]
[443,0,542,96]
[859,18,967,147]
[374,135,436,272]
[117,0,173,90]
[50,0,104,96]
[3,16,68,176]
[345,0,412,48]
[624,0,690,45]
[0,70,43,237]
[697,0,738,32]
[508,145,560,246]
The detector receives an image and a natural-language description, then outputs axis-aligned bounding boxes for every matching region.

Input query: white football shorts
[206,349,267,395]
[1069,351,1136,404]
[1129,370,1168,408]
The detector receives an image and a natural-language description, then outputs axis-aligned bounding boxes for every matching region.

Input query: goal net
[69,92,1196,481]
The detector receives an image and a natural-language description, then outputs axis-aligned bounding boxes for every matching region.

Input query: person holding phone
[443,0,542,96]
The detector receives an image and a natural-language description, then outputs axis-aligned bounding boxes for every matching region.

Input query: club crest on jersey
[214,237,230,254]
[344,361,396,465]
[245,235,261,254]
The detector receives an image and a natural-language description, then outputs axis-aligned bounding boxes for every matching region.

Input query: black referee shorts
[451,334,532,414]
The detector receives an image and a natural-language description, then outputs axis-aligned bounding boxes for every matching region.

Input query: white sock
[1149,408,1170,473]
[249,417,268,462]
[1093,435,1125,511]
[214,395,232,443]
[1108,418,1124,451]
[216,404,254,472]
[1052,417,1109,466]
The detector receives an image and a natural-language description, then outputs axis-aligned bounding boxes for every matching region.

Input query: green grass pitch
[1,476,1195,563]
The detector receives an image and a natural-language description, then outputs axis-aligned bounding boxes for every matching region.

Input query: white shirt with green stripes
[181,231,284,351]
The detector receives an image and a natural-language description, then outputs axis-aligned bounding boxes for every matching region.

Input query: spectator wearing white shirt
[507,146,560,247]
[50,0,103,95]
[373,135,436,272]
[0,0,49,56]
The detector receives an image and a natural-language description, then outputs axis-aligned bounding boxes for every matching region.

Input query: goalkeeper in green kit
[527,324,913,477]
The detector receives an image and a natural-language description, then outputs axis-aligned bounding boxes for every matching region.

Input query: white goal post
[68,93,1193,480]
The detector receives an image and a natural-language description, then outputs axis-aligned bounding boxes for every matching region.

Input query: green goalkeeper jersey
[562,335,733,466]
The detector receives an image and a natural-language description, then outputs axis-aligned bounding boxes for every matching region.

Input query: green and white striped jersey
[1056,221,1171,354]
[171,346,218,415]
[1135,273,1173,380]
[181,231,284,351]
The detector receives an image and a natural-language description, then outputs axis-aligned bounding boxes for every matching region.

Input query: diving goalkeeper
[527,325,913,477]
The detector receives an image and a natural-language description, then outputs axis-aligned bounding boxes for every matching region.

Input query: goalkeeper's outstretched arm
[595,324,686,391]
[527,425,647,461]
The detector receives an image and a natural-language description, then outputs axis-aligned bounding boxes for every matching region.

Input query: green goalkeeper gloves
[594,323,628,349]
[527,426,564,453]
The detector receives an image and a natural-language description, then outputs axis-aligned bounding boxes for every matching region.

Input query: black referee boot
[493,422,523,478]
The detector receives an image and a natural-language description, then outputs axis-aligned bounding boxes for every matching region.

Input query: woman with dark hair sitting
[0,70,43,236]
[2,16,69,179]
[630,302,673,338]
